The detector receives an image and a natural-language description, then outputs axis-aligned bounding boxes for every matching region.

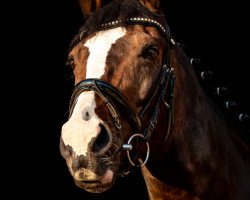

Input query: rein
[68,17,176,171]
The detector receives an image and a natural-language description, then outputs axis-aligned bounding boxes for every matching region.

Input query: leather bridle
[68,17,176,169]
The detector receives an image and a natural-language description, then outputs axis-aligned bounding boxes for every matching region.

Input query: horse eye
[66,58,75,70]
[142,46,159,59]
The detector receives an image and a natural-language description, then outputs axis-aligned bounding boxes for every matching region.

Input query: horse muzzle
[73,168,115,193]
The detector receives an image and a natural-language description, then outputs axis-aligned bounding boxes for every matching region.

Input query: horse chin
[74,169,116,193]
[74,179,115,193]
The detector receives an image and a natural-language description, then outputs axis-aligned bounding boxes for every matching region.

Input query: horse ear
[78,0,103,17]
[139,0,160,12]
[79,0,163,16]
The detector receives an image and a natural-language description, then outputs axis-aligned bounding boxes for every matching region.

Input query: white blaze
[62,92,101,156]
[84,27,126,78]
[62,27,126,156]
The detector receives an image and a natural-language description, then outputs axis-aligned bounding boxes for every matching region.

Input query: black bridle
[68,17,176,168]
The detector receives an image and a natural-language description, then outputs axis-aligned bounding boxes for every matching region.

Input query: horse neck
[147,45,250,198]
[169,45,230,148]
[170,45,249,159]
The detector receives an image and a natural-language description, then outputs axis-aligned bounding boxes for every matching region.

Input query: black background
[7,0,249,199]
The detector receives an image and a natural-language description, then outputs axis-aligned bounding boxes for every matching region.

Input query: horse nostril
[92,124,111,154]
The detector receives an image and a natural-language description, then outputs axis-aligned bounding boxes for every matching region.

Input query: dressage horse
[60,0,250,199]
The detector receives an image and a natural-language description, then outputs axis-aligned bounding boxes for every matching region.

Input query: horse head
[60,0,172,193]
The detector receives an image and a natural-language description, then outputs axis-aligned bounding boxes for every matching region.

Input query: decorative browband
[102,18,169,34]
[79,17,176,46]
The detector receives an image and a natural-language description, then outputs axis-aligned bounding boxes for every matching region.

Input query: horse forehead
[82,27,126,78]
[82,25,160,52]
[84,27,127,46]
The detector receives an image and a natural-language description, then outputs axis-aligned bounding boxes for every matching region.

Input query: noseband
[68,17,176,168]
[69,78,141,131]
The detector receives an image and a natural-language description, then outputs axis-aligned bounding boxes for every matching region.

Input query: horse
[59,0,250,199]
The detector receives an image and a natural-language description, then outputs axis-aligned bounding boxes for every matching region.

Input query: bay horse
[60,0,250,199]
